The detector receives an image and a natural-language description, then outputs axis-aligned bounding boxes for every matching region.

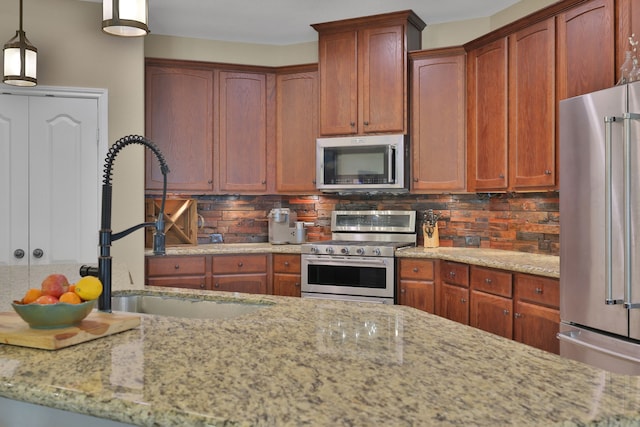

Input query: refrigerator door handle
[557,330,640,364]
[624,113,640,309]
[604,116,623,305]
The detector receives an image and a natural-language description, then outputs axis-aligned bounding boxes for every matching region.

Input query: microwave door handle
[388,145,395,183]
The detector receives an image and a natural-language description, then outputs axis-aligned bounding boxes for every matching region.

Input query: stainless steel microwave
[316,134,408,192]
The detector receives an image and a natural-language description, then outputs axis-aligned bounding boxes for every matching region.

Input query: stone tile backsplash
[189,192,559,255]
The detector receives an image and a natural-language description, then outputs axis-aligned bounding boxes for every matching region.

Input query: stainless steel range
[301,210,416,304]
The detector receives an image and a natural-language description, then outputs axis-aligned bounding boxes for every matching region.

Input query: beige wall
[0,0,146,287]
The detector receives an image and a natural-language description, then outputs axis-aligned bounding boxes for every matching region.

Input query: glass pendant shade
[3,0,37,87]
[103,0,149,37]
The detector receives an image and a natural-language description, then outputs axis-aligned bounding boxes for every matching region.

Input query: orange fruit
[22,288,42,304]
[68,284,76,293]
[59,292,82,304]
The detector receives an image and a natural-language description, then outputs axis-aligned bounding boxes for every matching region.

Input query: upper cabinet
[617,0,640,83]
[276,66,319,193]
[145,63,215,193]
[557,0,614,100]
[313,10,425,136]
[410,48,466,192]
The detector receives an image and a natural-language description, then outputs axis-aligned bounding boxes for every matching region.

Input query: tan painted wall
[0,0,146,287]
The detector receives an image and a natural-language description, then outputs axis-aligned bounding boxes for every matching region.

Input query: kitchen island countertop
[0,287,638,426]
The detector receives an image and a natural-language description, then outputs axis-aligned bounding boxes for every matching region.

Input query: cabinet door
[399,280,435,313]
[218,71,268,192]
[467,37,508,191]
[213,274,268,294]
[514,300,560,354]
[411,51,466,192]
[318,31,358,136]
[361,25,405,134]
[557,0,614,100]
[508,18,556,190]
[470,290,513,339]
[440,283,469,325]
[145,65,214,192]
[273,273,301,297]
[276,70,318,193]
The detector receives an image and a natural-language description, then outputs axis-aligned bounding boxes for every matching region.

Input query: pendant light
[3,0,37,87]
[102,0,149,37]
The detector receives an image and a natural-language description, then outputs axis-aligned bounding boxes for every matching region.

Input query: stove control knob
[373,248,381,256]
[310,246,318,254]
[356,247,365,256]
[341,247,349,255]
[326,247,334,254]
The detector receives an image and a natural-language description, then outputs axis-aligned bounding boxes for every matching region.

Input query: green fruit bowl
[11,300,96,329]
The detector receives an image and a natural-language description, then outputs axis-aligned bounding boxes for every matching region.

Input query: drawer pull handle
[485,278,492,284]
[535,287,543,294]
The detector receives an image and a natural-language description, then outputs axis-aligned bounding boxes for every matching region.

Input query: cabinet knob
[535,287,543,294]
[284,261,290,267]
[238,262,243,268]
[208,180,213,184]
[13,249,25,259]
[350,122,355,127]
[499,173,505,179]
[261,180,266,185]
[503,309,510,316]
[413,178,418,182]
[215,283,220,288]
[200,283,205,289]
[174,264,180,269]
[413,267,418,273]
[514,313,522,318]
[33,248,44,258]
[295,282,300,287]
[544,169,552,175]
[449,271,456,278]
[485,278,492,284]
[460,298,466,303]
[364,121,369,125]
[401,288,406,293]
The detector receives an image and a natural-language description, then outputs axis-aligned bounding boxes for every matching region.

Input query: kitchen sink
[111,295,270,320]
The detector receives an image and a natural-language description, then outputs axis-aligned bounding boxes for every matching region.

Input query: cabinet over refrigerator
[559,81,640,375]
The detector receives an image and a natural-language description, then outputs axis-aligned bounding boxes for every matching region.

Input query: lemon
[74,276,103,301]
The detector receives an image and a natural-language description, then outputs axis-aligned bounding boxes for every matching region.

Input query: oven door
[301,254,395,301]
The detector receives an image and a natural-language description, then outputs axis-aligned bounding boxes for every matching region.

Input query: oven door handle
[303,257,389,267]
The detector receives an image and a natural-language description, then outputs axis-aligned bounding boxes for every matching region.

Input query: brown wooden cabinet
[398,259,435,313]
[466,37,508,191]
[145,63,214,193]
[217,70,273,193]
[146,255,209,290]
[514,273,560,354]
[508,18,556,190]
[272,254,301,297]
[439,261,470,325]
[557,0,614,100]
[410,48,466,192]
[275,67,318,193]
[313,11,424,136]
[469,266,513,339]
[212,254,269,294]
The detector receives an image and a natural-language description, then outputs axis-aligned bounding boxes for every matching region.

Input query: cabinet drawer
[515,274,559,309]
[212,274,268,294]
[147,276,207,289]
[440,261,469,287]
[147,256,206,276]
[399,259,434,280]
[213,254,268,274]
[470,266,512,298]
[273,254,301,274]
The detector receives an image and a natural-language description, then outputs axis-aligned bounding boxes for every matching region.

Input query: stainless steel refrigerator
[559,81,640,375]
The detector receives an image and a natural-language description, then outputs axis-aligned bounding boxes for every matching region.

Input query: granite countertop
[1,287,639,426]
[150,243,560,278]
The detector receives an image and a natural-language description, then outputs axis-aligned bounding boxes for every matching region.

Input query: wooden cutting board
[0,311,141,350]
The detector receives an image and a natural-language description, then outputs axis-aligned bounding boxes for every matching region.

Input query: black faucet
[80,135,170,312]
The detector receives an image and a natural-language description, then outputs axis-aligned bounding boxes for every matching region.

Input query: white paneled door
[0,92,102,291]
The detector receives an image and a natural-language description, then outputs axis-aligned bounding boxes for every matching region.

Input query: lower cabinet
[469,266,513,339]
[398,259,435,313]
[146,255,208,289]
[439,261,470,324]
[272,254,301,297]
[513,273,560,354]
[212,254,269,294]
